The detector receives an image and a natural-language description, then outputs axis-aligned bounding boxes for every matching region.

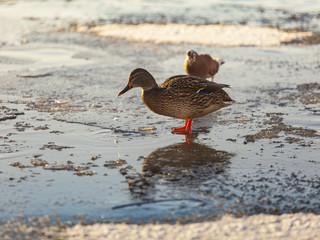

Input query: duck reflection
[127,135,234,198]
[142,140,232,175]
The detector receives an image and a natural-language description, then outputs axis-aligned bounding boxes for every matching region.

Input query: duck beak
[118,85,131,97]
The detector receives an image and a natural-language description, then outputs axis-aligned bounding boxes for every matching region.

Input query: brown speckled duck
[118,68,234,133]
[184,49,225,81]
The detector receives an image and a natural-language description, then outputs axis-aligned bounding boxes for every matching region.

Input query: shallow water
[0,46,93,72]
[0,0,320,231]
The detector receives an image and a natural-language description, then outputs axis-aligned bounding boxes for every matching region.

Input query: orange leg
[172,118,193,134]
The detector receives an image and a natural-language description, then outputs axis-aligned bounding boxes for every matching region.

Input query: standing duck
[118,68,234,134]
[184,49,225,81]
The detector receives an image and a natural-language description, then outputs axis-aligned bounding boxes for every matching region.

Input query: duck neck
[141,85,158,98]
[141,79,158,91]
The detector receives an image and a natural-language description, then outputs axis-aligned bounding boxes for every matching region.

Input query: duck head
[118,68,158,96]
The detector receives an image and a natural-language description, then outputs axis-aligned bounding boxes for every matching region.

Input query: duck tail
[224,100,240,105]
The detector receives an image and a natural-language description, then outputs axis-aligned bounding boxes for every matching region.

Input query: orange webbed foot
[171,118,193,134]
[171,128,192,134]
[172,126,187,131]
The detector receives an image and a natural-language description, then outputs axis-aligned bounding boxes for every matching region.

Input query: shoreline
[2,213,320,240]
[55,213,320,240]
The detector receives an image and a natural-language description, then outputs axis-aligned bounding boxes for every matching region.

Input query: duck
[118,68,234,134]
[184,49,225,81]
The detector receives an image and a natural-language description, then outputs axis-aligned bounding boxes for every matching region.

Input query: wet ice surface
[0,32,319,226]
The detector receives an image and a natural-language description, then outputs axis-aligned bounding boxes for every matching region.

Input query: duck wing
[159,75,188,89]
[160,75,229,94]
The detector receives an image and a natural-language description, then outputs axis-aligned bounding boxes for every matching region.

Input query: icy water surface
[1,39,319,225]
[0,0,320,231]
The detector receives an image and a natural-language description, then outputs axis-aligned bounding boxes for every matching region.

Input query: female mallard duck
[184,49,224,81]
[118,68,234,133]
